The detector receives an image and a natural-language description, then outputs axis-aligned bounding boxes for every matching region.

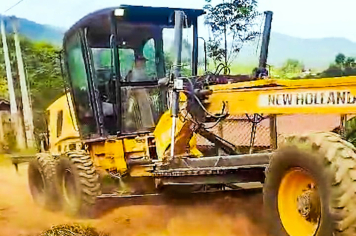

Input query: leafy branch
[203,0,261,74]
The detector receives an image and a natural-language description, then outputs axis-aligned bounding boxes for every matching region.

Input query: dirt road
[0,158,267,236]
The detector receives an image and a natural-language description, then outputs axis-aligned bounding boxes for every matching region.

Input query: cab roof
[63,5,205,45]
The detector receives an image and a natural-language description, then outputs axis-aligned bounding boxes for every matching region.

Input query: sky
[1,0,356,42]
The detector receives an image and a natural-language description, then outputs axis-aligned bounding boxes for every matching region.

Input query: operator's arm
[125,70,133,82]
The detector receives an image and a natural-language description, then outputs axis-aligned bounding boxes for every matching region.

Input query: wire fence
[196,114,345,155]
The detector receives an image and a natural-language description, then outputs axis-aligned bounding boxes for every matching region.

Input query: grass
[198,61,327,78]
[197,63,256,76]
[229,64,256,75]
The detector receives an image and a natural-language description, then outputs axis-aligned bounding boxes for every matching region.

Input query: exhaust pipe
[256,11,273,78]
[170,10,185,159]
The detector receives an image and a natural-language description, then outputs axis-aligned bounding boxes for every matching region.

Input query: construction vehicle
[25,4,356,236]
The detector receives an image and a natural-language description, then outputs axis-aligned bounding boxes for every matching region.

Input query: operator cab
[62,5,205,139]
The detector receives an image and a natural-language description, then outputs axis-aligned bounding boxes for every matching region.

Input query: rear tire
[28,153,60,211]
[56,151,101,218]
[264,132,356,236]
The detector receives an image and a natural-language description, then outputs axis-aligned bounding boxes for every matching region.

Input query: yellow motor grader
[26,5,356,236]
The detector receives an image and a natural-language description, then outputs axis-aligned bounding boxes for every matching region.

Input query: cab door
[64,30,101,139]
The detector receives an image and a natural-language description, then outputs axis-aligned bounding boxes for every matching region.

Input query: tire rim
[278,168,321,236]
[62,168,77,206]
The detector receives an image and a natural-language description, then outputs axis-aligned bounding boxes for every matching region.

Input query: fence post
[270,114,277,150]
[340,114,347,139]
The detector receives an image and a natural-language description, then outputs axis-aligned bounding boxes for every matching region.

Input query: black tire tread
[36,153,57,186]
[29,153,60,210]
[63,151,101,215]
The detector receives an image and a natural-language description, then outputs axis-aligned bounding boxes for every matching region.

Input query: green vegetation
[91,39,192,78]
[270,53,356,80]
[229,63,256,75]
[270,59,306,79]
[203,0,260,73]
[0,35,63,147]
[320,53,356,77]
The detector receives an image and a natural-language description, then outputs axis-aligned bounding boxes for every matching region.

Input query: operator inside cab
[126,54,148,82]
[124,54,155,133]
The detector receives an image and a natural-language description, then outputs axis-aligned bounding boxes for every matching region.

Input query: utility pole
[0,17,26,149]
[12,17,35,149]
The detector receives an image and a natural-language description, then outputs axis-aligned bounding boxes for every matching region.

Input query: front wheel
[264,132,356,236]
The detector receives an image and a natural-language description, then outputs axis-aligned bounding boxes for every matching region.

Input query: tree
[335,53,346,67]
[0,35,63,147]
[321,53,356,77]
[278,59,304,78]
[204,0,260,74]
[321,63,343,77]
[345,57,355,68]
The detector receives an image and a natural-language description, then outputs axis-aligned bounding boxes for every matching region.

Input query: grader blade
[154,154,269,186]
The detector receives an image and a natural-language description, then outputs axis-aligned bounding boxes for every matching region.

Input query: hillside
[236,32,356,70]
[3,15,356,69]
[1,15,64,46]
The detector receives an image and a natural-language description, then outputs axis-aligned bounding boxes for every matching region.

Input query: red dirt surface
[0,159,267,236]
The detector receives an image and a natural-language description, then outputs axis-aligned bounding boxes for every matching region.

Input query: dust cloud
[0,159,267,236]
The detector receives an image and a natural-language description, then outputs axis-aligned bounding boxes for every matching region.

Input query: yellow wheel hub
[278,168,321,236]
